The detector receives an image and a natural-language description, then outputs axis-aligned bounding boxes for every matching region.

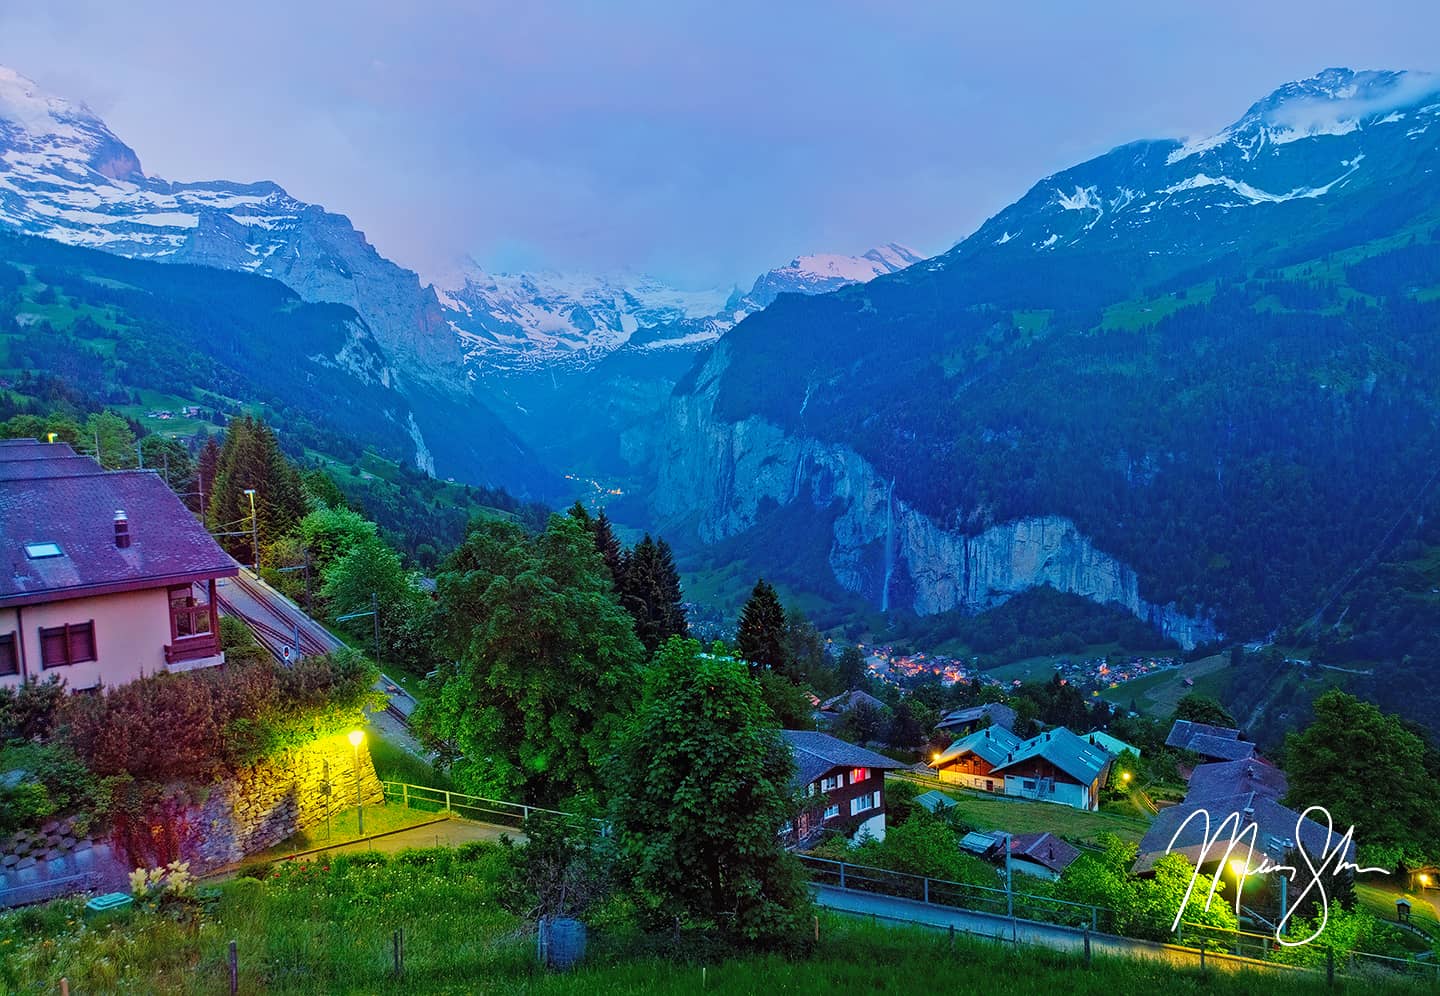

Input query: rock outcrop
[638,344,1219,648]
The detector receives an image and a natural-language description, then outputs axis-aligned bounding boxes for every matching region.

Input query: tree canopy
[608,637,811,946]
[414,515,644,805]
[737,578,787,674]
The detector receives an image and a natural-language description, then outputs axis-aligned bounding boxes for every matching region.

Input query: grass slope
[2,847,1423,994]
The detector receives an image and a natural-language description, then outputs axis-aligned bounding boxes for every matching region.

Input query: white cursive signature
[1165,804,1389,946]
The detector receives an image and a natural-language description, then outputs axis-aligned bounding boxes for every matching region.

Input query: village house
[931,725,1024,793]
[1006,832,1082,881]
[781,730,906,845]
[1166,719,1256,762]
[936,701,1017,735]
[0,440,238,691]
[1083,729,1141,759]
[989,727,1113,811]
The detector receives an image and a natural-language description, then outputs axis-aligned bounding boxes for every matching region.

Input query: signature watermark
[1166,805,1389,946]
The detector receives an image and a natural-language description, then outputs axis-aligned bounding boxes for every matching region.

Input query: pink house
[0,440,238,691]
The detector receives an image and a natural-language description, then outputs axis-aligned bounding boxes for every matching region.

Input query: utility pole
[244,489,259,569]
[372,592,381,671]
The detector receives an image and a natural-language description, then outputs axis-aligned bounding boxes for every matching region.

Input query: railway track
[213,571,339,662]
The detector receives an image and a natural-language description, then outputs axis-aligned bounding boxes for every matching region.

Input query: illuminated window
[850,767,870,784]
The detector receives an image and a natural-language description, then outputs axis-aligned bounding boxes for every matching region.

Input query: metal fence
[380,781,601,833]
[1180,920,1440,986]
[797,854,1115,932]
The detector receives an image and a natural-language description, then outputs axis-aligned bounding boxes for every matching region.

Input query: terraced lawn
[893,775,1153,845]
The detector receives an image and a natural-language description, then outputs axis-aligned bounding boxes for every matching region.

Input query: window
[850,791,881,816]
[0,633,16,676]
[820,774,843,792]
[823,804,840,820]
[1022,779,1036,791]
[24,542,63,559]
[39,622,96,669]
[849,767,870,784]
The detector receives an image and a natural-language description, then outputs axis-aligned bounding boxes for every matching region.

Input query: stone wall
[189,733,385,871]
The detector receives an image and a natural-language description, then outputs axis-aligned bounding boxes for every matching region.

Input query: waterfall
[881,477,896,613]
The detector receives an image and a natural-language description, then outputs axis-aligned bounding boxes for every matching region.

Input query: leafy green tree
[320,536,424,667]
[1284,690,1440,867]
[301,468,349,511]
[737,578,788,674]
[836,645,868,689]
[298,505,378,576]
[835,700,887,745]
[415,516,643,805]
[885,701,926,750]
[139,434,196,505]
[84,411,137,469]
[756,669,815,730]
[1173,694,1236,728]
[850,813,994,883]
[620,534,689,654]
[608,637,811,946]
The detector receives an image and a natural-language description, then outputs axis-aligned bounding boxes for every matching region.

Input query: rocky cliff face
[639,344,1219,648]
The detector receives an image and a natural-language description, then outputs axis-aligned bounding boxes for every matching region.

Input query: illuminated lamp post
[348,729,366,836]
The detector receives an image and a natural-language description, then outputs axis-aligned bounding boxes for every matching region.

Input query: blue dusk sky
[3,1,1438,287]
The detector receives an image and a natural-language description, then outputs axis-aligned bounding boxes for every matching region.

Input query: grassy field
[895,776,1153,845]
[2,846,1425,995]
[1099,653,1229,718]
[243,804,441,864]
[369,733,454,791]
[1356,880,1440,949]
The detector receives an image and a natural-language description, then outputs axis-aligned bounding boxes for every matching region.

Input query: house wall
[1011,857,1063,882]
[1,586,174,691]
[936,755,1002,793]
[800,765,888,841]
[1000,759,1098,811]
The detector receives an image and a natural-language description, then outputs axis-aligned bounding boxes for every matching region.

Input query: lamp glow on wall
[349,729,365,836]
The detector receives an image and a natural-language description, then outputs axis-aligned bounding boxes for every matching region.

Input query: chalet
[1166,719,1256,762]
[0,441,238,691]
[781,730,905,845]
[990,727,1112,811]
[818,688,886,716]
[931,725,1024,792]
[1006,832,1082,881]
[1083,730,1141,759]
[936,702,1017,735]
[1184,759,1288,805]
[1132,791,1352,879]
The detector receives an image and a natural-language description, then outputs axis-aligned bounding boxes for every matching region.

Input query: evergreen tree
[609,638,812,946]
[207,416,305,563]
[621,535,689,655]
[197,435,221,515]
[736,579,788,674]
[836,645,868,689]
[593,508,625,585]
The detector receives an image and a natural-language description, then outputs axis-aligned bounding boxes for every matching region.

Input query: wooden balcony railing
[164,631,219,664]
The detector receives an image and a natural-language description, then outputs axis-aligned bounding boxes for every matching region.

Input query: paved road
[813,885,1310,979]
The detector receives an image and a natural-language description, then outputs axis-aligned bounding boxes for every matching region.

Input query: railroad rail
[213,571,339,662]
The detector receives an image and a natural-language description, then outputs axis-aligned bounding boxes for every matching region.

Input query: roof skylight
[24,542,63,559]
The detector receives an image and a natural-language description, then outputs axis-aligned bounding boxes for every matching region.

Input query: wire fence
[1179,920,1440,986]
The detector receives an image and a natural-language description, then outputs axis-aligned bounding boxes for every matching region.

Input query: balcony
[164,632,224,671]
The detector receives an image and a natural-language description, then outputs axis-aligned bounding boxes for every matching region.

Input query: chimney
[114,510,131,549]
[1245,764,1255,779]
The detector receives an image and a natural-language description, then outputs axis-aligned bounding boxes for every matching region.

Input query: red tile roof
[0,444,237,607]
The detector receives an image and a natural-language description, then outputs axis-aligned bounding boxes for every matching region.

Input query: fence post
[1198,944,1205,974]
[59,980,69,996]
[839,862,846,890]
[1326,946,1334,987]
[523,805,530,823]
[402,783,409,809]
[949,924,955,950]
[228,940,238,994]
[1091,905,1098,932]
[1083,925,1091,965]
[444,789,451,813]
[924,877,930,905]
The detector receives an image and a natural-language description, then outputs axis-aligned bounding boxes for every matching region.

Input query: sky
[3,1,1438,288]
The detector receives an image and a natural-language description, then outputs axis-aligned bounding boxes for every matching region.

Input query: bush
[0,677,65,742]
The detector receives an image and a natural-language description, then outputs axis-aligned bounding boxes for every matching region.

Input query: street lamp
[243,488,258,569]
[348,729,365,836]
[1121,771,1132,785]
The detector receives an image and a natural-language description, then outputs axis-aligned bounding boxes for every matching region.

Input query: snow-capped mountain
[742,243,924,309]
[0,66,462,378]
[962,68,1440,261]
[447,244,925,373]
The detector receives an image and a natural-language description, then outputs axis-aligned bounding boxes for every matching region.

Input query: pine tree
[197,435,221,515]
[737,578,788,674]
[593,508,625,585]
[621,535,689,654]
[207,416,305,564]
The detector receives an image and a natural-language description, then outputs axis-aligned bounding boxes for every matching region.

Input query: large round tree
[608,637,811,947]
